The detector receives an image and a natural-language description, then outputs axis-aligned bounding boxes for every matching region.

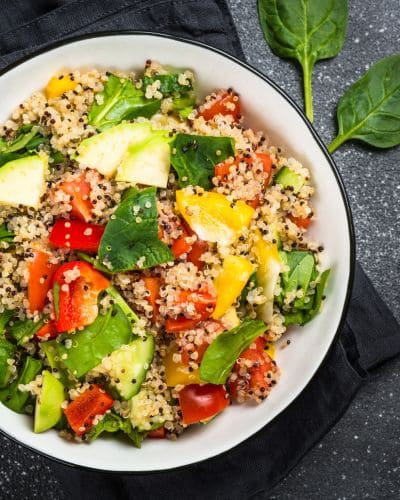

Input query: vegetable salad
[0,61,329,445]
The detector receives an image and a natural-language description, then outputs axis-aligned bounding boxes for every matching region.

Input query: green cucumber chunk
[34,370,65,433]
[0,338,16,388]
[274,166,304,193]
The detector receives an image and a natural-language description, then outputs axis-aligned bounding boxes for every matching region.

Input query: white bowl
[0,32,354,472]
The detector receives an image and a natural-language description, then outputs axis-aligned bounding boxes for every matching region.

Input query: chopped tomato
[171,232,192,259]
[214,160,236,178]
[288,214,312,229]
[52,261,110,332]
[28,250,59,313]
[171,222,208,270]
[229,336,276,399]
[165,290,216,333]
[165,317,203,333]
[148,427,166,439]
[142,276,161,316]
[255,153,273,187]
[64,384,114,436]
[199,90,241,122]
[181,341,210,365]
[35,321,59,341]
[49,219,105,252]
[187,239,208,270]
[59,173,92,222]
[179,384,229,425]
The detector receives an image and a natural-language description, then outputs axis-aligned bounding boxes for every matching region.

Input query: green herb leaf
[258,0,348,122]
[88,74,161,131]
[0,310,14,334]
[98,187,173,273]
[85,412,144,447]
[0,338,17,388]
[0,125,45,167]
[171,133,235,189]
[143,73,193,95]
[200,319,266,384]
[9,317,46,345]
[0,356,43,413]
[106,286,139,323]
[302,268,330,324]
[328,54,400,152]
[42,305,131,378]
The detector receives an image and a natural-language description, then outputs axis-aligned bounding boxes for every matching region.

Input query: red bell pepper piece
[49,219,105,252]
[52,261,110,332]
[199,90,241,122]
[28,250,59,313]
[288,214,312,229]
[59,173,93,222]
[165,291,216,333]
[148,427,166,439]
[64,384,114,436]
[35,321,59,341]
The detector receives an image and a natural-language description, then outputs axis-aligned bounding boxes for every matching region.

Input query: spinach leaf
[98,187,173,273]
[239,272,258,306]
[0,338,16,388]
[106,286,139,323]
[171,133,235,189]
[0,125,46,167]
[43,304,131,378]
[0,224,14,244]
[328,54,400,152]
[172,94,196,119]
[88,74,161,131]
[302,268,330,324]
[143,73,193,95]
[76,252,112,275]
[258,0,348,122]
[0,356,42,413]
[0,310,14,334]
[9,317,46,345]
[200,319,266,385]
[84,412,144,447]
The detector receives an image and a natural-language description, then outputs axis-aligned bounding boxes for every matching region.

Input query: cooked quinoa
[0,61,329,446]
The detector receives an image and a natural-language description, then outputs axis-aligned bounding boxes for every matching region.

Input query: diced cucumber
[34,370,65,433]
[274,166,304,193]
[129,387,165,432]
[101,335,155,400]
[75,122,153,177]
[116,134,171,188]
[0,155,47,208]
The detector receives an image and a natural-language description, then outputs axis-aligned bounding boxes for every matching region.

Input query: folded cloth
[1,1,399,498]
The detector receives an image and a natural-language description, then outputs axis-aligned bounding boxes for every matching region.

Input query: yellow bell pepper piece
[220,306,241,330]
[212,255,254,319]
[253,233,282,324]
[164,343,203,387]
[265,342,275,359]
[176,189,254,246]
[45,75,78,99]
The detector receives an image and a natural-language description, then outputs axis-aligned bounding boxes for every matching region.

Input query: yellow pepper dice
[265,342,275,359]
[164,343,203,387]
[176,189,254,246]
[212,255,254,319]
[45,74,78,99]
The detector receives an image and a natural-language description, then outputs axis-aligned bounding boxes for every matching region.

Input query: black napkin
[1,1,400,498]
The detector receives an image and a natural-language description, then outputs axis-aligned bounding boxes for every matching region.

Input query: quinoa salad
[0,61,330,444]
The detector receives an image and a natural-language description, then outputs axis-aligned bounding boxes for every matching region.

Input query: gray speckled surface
[1,1,400,499]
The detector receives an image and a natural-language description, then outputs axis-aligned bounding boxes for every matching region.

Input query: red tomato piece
[52,261,110,332]
[165,317,202,333]
[165,291,216,332]
[187,239,208,270]
[28,250,59,313]
[288,214,312,229]
[49,219,105,252]
[181,341,210,365]
[59,173,92,222]
[148,427,166,439]
[171,232,192,259]
[179,384,229,425]
[142,276,161,318]
[64,385,114,436]
[35,321,59,341]
[199,90,241,121]
[255,152,273,187]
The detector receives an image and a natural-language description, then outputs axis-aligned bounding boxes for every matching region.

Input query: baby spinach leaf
[43,304,131,378]
[0,125,45,167]
[143,72,193,95]
[0,310,14,334]
[328,54,400,152]
[85,412,144,447]
[302,268,330,324]
[0,338,16,388]
[0,356,42,413]
[106,286,139,323]
[9,317,46,345]
[98,187,173,273]
[200,319,266,385]
[171,133,235,189]
[88,74,161,131]
[258,0,348,122]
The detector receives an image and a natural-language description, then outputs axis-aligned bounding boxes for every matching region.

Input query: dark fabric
[0,1,399,498]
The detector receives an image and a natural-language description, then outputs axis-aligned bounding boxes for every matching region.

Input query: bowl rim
[0,30,356,475]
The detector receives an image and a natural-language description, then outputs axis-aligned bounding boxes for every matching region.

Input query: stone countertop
[1,1,399,498]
